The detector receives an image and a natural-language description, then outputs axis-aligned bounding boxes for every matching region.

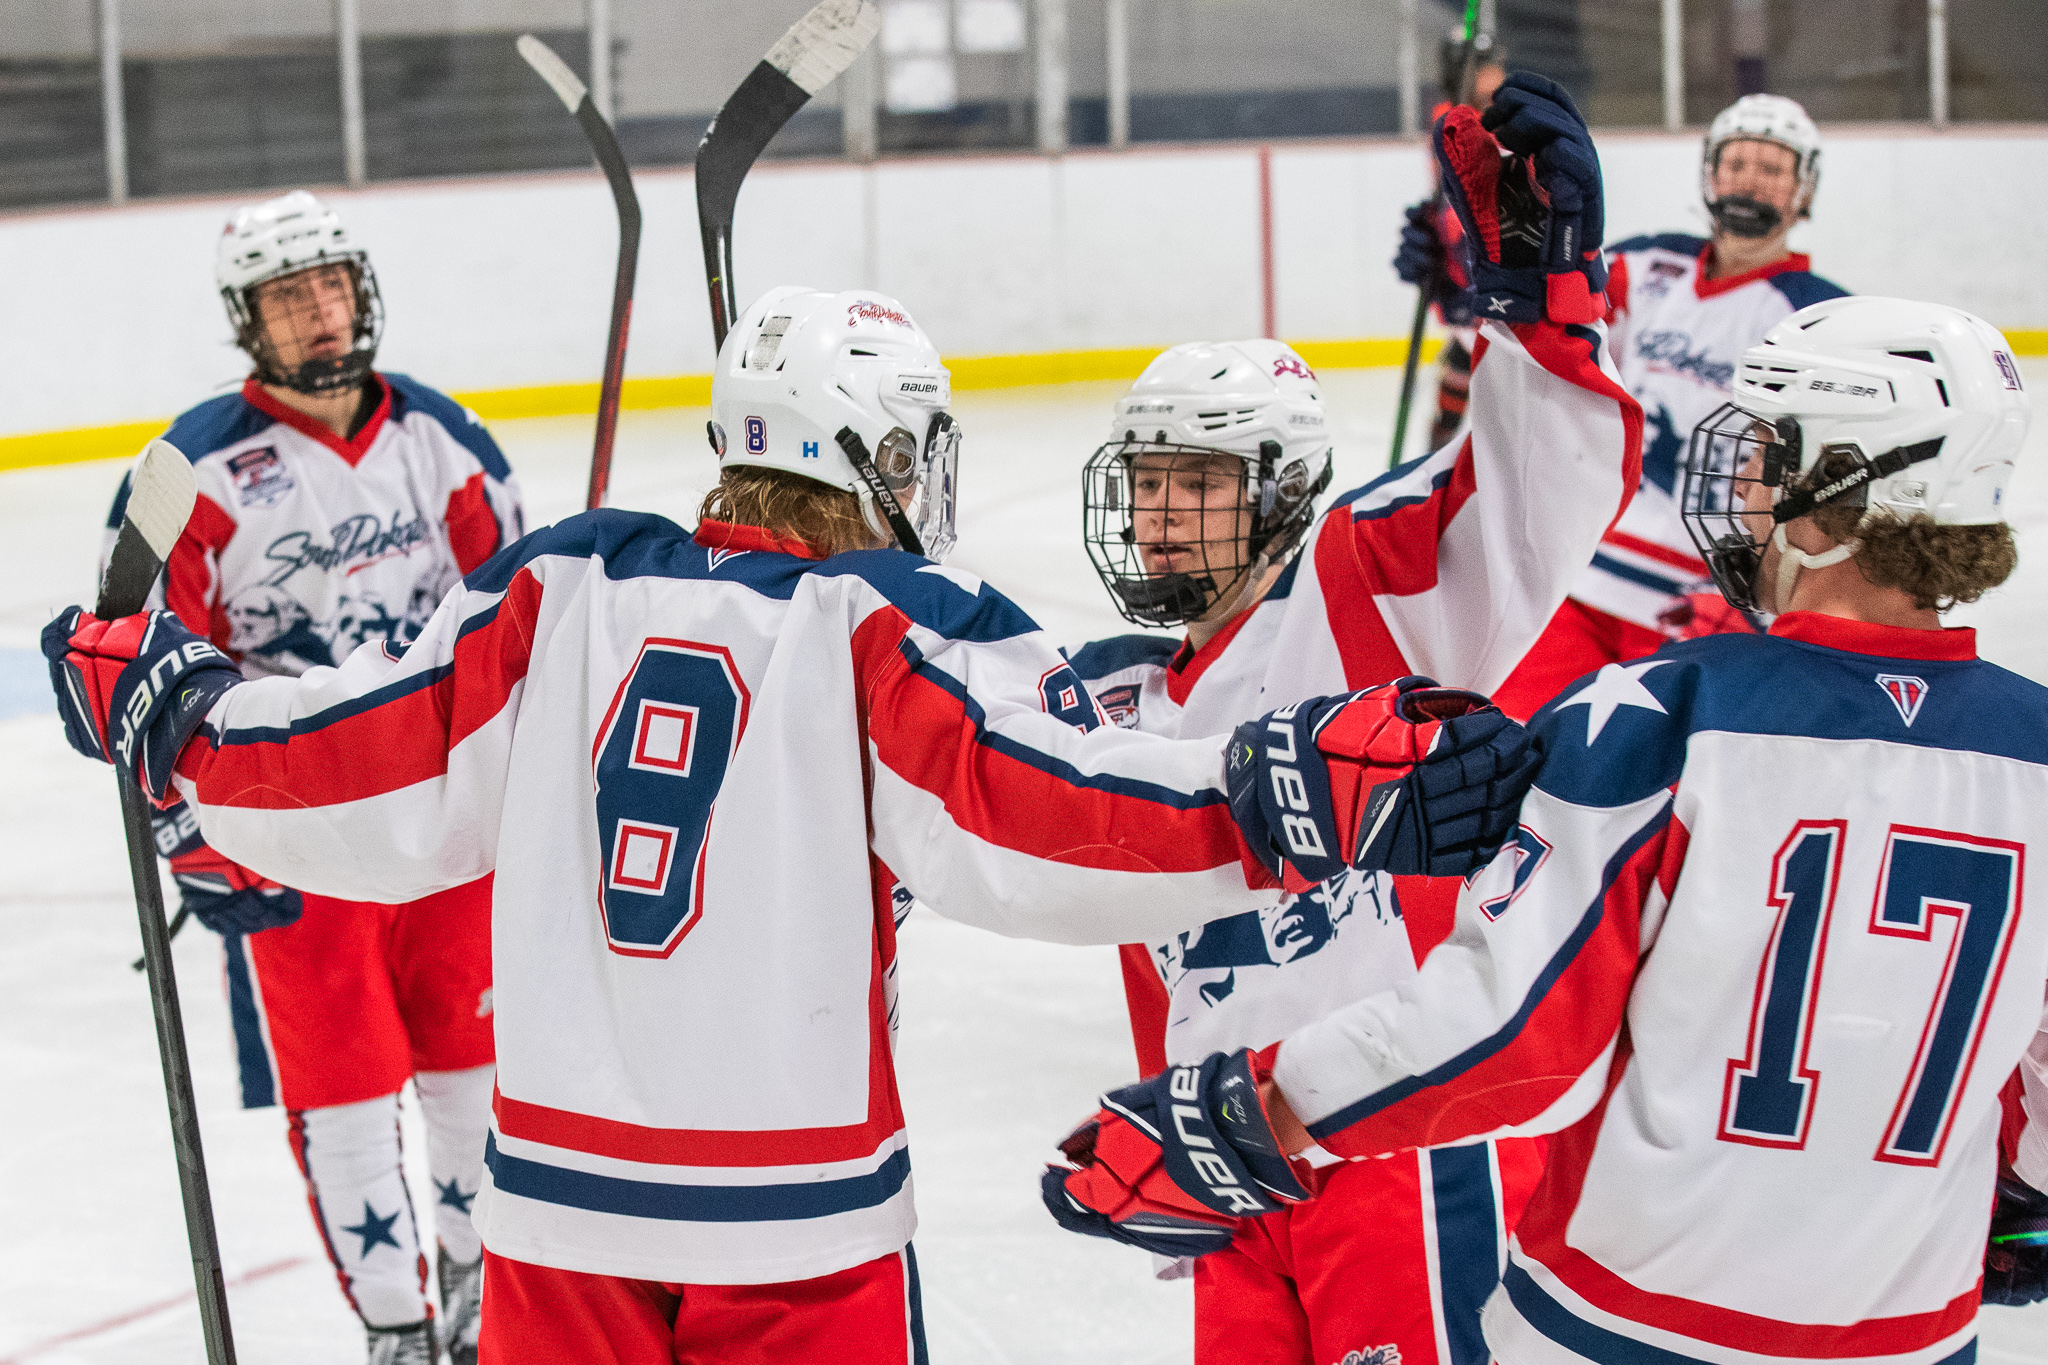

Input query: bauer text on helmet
[217,190,384,395]
[1680,296,2028,612]
[1702,95,1821,241]
[1082,340,1334,628]
[709,286,960,560]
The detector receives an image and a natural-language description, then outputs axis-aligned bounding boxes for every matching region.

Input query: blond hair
[697,465,880,559]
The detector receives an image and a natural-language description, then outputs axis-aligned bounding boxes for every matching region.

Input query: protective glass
[908,411,961,561]
[1680,402,1802,612]
[1081,442,1260,627]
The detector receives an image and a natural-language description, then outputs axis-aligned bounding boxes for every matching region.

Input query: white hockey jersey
[168,514,1272,1285]
[1071,315,1643,1071]
[1568,235,1846,630]
[106,374,524,679]
[1270,613,2048,1365]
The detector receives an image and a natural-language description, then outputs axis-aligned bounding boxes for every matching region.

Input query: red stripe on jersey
[1605,252,1630,321]
[240,375,391,466]
[493,923,904,1168]
[179,569,542,805]
[1320,812,1683,1158]
[1600,527,1707,576]
[1348,438,1480,599]
[1693,247,1815,301]
[443,470,502,574]
[853,606,1245,874]
[1118,943,1170,1077]
[165,492,238,654]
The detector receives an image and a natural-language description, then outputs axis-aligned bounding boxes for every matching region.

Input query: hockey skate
[438,1247,483,1365]
[366,1319,439,1364]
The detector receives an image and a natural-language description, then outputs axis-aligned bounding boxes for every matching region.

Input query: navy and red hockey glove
[1228,677,1540,890]
[1434,71,1606,326]
[1393,200,1473,324]
[1985,1175,2048,1306]
[1042,1049,1310,1259]
[169,843,304,937]
[43,607,240,802]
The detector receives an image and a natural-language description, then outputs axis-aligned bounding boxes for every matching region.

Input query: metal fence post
[1662,0,1683,129]
[589,0,614,123]
[1398,0,1418,137]
[97,0,127,203]
[336,0,366,187]
[844,44,878,162]
[1928,0,1948,129]
[1106,0,1129,149]
[1036,0,1068,156]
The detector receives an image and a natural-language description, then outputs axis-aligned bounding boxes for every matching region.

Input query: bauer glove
[1394,200,1474,324]
[1042,1049,1310,1259]
[170,844,304,937]
[44,607,241,802]
[1228,678,1540,889]
[1985,1175,2048,1306]
[1434,71,1607,326]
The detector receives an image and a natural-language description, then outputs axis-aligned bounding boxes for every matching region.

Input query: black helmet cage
[1082,435,1333,628]
[224,252,385,395]
[1680,400,1945,612]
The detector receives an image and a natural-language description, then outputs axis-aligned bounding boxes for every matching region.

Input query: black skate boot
[438,1247,483,1365]
[366,1319,439,1364]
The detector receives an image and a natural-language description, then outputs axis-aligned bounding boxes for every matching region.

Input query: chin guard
[1707,194,1784,240]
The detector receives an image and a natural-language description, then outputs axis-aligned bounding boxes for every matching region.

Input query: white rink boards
[2,369,2046,1361]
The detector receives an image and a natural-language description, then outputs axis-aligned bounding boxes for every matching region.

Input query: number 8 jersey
[1266,611,2048,1365]
[164,512,1272,1285]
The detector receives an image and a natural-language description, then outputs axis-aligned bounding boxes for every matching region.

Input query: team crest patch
[1095,682,1142,728]
[226,445,294,508]
[1333,1347,1402,1365]
[1876,674,1928,726]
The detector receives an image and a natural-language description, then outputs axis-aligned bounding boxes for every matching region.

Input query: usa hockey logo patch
[1876,674,1928,726]
[226,445,294,508]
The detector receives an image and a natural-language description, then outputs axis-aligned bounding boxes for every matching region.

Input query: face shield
[844,409,962,560]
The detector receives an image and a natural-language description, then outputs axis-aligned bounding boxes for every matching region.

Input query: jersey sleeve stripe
[1307,801,1674,1149]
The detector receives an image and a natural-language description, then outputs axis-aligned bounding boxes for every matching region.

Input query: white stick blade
[128,439,197,563]
[767,0,882,96]
[517,33,588,112]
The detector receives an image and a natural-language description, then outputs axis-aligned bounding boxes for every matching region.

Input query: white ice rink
[3,368,2047,1362]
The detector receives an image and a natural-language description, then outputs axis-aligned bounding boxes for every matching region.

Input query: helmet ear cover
[834,426,926,557]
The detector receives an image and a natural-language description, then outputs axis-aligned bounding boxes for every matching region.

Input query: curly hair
[697,465,880,559]
[1803,448,2017,612]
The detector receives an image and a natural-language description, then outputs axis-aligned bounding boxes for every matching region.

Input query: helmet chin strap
[1768,524,1859,613]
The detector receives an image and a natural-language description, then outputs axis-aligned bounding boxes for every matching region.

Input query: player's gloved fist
[170,845,304,936]
[1394,200,1475,324]
[43,607,241,802]
[1984,1175,2048,1306]
[1042,1049,1309,1259]
[1433,72,1606,326]
[1230,678,1540,889]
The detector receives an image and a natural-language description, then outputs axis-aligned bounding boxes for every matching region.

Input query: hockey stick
[518,34,642,511]
[1388,0,1485,471]
[100,439,239,1365]
[131,905,189,972]
[695,0,882,352]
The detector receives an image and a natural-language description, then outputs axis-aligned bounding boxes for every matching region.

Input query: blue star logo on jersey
[342,1201,404,1258]
[1556,659,1672,745]
[435,1176,476,1217]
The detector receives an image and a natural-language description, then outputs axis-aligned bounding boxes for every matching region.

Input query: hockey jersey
[106,373,524,679]
[168,513,1273,1285]
[1271,613,2048,1365]
[1570,234,1846,630]
[1073,315,1643,1068]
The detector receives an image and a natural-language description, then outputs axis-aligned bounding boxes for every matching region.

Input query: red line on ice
[0,1256,312,1363]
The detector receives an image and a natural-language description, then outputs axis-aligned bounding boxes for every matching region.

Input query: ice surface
[3,370,2046,1360]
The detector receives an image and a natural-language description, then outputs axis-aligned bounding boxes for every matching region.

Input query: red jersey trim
[1768,612,1976,661]
[1693,248,1813,301]
[239,374,391,466]
[1600,527,1708,576]
[694,519,825,561]
[1165,606,1258,707]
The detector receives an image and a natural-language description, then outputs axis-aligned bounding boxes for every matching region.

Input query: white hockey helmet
[709,286,959,560]
[1681,295,2029,611]
[1701,94,1822,238]
[216,190,383,394]
[1082,340,1334,626]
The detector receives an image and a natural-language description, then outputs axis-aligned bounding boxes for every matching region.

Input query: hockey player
[1050,296,2048,1364]
[1487,93,1848,718]
[104,190,524,1363]
[1063,76,1642,1365]
[42,286,1529,1363]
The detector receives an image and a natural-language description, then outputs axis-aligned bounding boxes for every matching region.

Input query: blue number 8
[592,639,750,957]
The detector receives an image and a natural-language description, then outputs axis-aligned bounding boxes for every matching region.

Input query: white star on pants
[1556,659,1672,745]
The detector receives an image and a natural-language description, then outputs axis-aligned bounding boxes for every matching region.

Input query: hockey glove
[1985,1175,2048,1306]
[43,607,241,802]
[1434,72,1607,326]
[1042,1049,1309,1259]
[1229,678,1540,890]
[170,844,304,937]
